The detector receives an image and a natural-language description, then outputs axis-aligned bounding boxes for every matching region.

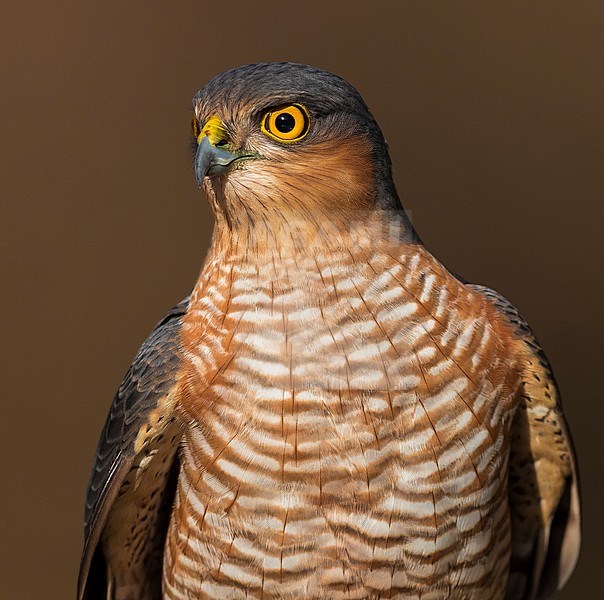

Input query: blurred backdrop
[2,2,602,598]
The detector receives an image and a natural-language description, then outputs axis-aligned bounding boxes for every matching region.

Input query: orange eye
[191,115,201,139]
[261,104,310,142]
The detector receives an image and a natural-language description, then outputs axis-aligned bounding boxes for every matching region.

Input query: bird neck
[199,132,418,258]
[204,205,417,261]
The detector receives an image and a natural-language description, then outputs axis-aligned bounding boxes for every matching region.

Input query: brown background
[2,2,602,598]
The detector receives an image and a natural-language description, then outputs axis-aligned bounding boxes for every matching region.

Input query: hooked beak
[194,115,256,186]
[195,136,241,186]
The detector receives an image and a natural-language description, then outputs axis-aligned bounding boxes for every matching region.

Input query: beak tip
[195,135,241,185]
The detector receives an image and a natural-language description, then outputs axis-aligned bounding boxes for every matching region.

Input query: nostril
[215,139,229,148]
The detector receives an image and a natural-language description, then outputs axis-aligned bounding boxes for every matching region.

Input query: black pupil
[275,112,296,133]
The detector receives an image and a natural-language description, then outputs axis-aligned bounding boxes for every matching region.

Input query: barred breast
[163,245,521,599]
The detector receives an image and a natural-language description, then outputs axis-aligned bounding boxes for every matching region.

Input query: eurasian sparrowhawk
[78,62,580,600]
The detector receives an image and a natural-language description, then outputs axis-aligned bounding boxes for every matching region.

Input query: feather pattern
[78,298,189,600]
[165,242,523,599]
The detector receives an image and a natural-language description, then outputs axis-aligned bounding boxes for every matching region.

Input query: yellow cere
[197,115,229,146]
[261,104,310,143]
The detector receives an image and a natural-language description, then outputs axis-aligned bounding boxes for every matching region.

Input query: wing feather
[78,297,189,600]
[469,285,581,599]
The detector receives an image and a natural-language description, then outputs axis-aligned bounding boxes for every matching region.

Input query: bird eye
[191,115,201,140]
[261,104,310,142]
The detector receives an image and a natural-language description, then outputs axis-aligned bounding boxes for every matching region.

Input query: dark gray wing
[78,297,189,600]
[469,285,581,600]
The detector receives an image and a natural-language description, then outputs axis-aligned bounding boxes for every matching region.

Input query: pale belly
[164,252,518,598]
[163,381,512,599]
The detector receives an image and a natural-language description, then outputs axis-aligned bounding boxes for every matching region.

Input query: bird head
[191,63,410,248]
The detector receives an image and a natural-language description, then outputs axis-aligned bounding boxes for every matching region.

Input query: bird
[78,62,580,600]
